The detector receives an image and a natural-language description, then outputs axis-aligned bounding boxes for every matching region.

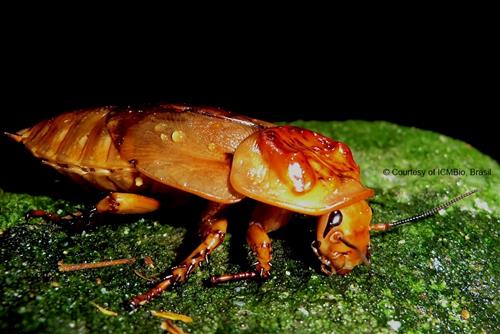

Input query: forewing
[107,104,265,203]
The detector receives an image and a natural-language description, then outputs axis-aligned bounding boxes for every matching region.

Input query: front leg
[127,202,228,309]
[247,221,272,278]
[211,204,290,284]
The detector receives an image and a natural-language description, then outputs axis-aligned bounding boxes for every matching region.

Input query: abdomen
[15,107,143,192]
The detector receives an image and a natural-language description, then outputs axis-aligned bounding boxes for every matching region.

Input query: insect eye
[323,210,343,238]
[329,210,343,227]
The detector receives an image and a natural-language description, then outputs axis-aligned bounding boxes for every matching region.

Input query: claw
[127,277,175,310]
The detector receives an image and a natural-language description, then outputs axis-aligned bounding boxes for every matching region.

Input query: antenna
[370,190,477,232]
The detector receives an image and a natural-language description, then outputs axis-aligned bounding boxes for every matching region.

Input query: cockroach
[5,104,476,309]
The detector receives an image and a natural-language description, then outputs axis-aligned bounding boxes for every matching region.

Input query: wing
[106,104,269,203]
[230,126,374,215]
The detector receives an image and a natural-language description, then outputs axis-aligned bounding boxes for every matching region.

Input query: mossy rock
[1,121,498,333]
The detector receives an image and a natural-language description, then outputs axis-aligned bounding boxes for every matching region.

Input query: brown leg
[210,204,290,284]
[26,192,160,228]
[26,208,98,228]
[127,202,228,309]
[247,221,273,277]
[96,192,160,214]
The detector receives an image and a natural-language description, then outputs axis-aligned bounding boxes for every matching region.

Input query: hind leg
[26,192,160,227]
[95,193,160,214]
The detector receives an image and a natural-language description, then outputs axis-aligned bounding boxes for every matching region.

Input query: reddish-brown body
[9,103,469,311]
[8,104,376,308]
[15,105,271,198]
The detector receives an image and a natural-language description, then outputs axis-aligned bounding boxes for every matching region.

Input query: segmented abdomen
[17,107,142,192]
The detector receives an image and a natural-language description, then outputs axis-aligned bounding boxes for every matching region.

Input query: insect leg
[247,221,273,278]
[26,193,160,230]
[211,204,291,284]
[127,202,228,309]
[25,208,98,230]
[95,192,160,215]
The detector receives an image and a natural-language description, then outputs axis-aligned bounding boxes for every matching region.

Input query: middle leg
[127,201,228,309]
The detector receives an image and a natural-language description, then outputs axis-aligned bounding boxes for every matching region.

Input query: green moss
[1,121,498,333]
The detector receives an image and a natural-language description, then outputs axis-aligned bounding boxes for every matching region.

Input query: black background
[1,23,497,193]
[3,77,495,159]
[2,56,496,155]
